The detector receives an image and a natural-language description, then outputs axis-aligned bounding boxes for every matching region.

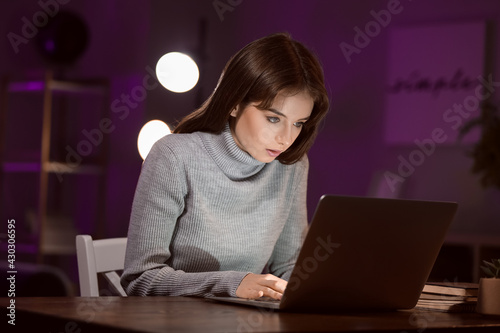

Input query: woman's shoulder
[150,132,204,157]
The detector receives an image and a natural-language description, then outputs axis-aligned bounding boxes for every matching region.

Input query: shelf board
[7,79,108,94]
[2,161,105,174]
[45,161,105,175]
[2,161,40,172]
[7,81,44,92]
[0,241,75,256]
[50,80,108,94]
[41,243,77,255]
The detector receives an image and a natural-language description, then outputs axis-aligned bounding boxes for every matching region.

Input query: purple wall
[1,0,499,245]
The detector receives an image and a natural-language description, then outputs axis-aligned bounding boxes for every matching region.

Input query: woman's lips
[266,149,282,157]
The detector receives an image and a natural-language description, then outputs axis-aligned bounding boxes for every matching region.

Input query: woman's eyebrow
[268,108,286,118]
[268,108,310,121]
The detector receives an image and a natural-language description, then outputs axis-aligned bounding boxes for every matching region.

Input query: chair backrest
[76,234,128,297]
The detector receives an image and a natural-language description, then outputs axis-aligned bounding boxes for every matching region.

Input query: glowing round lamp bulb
[156,52,199,93]
[137,120,171,160]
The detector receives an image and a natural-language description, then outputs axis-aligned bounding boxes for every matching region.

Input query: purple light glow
[45,39,55,52]
[8,81,45,92]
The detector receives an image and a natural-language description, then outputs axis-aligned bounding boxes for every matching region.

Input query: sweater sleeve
[120,139,249,297]
[266,156,309,281]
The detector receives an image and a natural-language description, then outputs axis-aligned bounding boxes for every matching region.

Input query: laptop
[207,195,458,312]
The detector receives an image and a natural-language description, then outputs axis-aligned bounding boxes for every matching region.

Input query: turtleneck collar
[198,123,266,180]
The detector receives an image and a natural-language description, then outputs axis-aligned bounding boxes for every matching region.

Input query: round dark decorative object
[35,10,89,66]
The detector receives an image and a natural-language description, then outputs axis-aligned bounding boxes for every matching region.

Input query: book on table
[416,282,479,312]
[421,282,479,297]
[415,299,477,312]
[419,292,477,301]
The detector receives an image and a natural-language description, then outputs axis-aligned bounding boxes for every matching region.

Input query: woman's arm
[120,140,248,297]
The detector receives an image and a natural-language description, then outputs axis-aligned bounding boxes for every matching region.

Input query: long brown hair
[174,32,329,164]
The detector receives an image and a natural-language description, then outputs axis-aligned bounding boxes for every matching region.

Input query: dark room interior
[1,0,500,321]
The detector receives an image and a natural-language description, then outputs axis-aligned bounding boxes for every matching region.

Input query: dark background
[1,0,499,295]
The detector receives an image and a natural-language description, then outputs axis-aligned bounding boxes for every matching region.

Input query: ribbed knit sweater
[121,124,308,297]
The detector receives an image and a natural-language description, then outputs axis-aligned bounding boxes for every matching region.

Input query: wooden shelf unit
[0,71,110,262]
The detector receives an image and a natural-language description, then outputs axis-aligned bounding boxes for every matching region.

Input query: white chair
[76,234,128,297]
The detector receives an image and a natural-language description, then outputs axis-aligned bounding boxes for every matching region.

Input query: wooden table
[3,296,500,332]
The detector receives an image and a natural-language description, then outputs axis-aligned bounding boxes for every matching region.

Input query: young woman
[121,32,329,300]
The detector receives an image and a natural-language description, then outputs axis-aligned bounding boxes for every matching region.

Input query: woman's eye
[267,117,280,123]
[294,122,305,128]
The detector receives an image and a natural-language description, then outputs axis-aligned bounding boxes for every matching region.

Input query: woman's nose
[276,127,292,147]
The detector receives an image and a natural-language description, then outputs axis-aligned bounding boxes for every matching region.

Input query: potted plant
[459,102,500,188]
[477,259,500,315]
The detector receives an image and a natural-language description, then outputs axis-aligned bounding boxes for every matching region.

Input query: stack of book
[416,282,479,312]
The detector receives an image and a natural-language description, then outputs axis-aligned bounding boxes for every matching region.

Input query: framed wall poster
[384,21,485,145]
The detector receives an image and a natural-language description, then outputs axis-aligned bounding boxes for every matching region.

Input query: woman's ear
[230,105,239,117]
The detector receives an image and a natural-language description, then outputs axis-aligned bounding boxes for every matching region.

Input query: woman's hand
[235,273,287,300]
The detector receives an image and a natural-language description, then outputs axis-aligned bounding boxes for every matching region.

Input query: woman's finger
[258,274,287,293]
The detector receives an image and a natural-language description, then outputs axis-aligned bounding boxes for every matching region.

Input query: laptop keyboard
[254,296,280,303]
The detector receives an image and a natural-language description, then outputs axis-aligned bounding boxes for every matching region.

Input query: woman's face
[230,91,314,163]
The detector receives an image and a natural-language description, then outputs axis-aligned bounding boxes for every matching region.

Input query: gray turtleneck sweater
[121,124,308,297]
